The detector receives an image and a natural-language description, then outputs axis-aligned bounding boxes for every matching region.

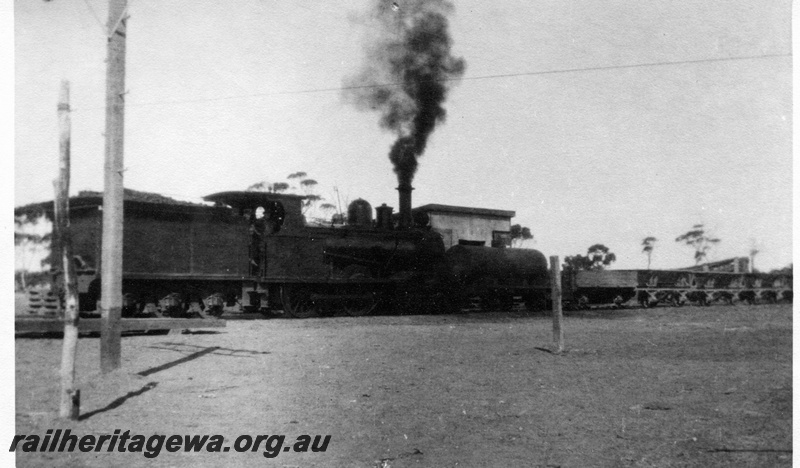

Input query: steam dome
[347,199,373,227]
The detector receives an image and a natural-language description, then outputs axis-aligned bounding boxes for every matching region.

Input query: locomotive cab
[204,191,307,232]
[204,191,308,277]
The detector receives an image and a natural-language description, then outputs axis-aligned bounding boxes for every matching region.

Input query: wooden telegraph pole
[56,80,81,419]
[550,256,564,354]
[100,0,128,373]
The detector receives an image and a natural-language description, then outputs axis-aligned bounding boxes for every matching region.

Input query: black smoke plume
[344,0,466,186]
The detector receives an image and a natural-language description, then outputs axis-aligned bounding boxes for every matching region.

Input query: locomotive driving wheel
[339,267,379,317]
[525,292,548,313]
[343,289,379,317]
[280,285,319,319]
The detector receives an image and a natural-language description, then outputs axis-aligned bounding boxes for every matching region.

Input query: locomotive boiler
[446,245,550,311]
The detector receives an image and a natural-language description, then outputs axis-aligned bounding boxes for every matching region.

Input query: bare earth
[15,304,792,467]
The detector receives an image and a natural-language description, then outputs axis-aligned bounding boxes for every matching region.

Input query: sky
[11,0,793,271]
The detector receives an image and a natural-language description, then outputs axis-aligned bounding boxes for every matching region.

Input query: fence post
[56,80,80,419]
[550,256,564,354]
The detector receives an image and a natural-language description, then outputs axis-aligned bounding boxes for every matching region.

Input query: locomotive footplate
[260,277,393,284]
[309,293,376,301]
[277,283,381,318]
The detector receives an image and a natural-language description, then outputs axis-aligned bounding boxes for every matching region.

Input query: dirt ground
[14,303,792,467]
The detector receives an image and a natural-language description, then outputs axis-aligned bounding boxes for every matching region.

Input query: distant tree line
[509,224,533,248]
[563,244,617,271]
[674,224,720,265]
[563,223,789,273]
[247,171,336,220]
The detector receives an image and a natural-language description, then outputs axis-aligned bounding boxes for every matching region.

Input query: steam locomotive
[18,186,791,318]
[19,187,550,318]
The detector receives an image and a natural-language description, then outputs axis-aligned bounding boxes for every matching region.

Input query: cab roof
[203,191,306,209]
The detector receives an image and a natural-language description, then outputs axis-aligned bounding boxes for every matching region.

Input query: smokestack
[344,0,465,191]
[397,182,413,229]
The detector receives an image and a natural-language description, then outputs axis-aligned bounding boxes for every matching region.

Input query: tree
[641,236,657,269]
[246,172,327,219]
[299,179,318,191]
[319,203,337,216]
[563,244,617,271]
[15,213,52,289]
[291,175,320,215]
[246,181,289,193]
[509,224,533,248]
[587,244,616,270]
[563,254,592,272]
[675,224,720,265]
[748,238,760,273]
[302,195,323,215]
[769,264,792,275]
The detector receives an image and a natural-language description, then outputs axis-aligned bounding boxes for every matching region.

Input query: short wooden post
[550,256,564,354]
[56,80,80,419]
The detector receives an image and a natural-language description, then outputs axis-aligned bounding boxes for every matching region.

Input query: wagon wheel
[763,291,778,304]
[664,291,681,307]
[636,291,648,308]
[280,285,319,319]
[782,291,793,303]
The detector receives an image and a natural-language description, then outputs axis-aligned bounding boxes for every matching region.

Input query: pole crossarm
[107,4,129,39]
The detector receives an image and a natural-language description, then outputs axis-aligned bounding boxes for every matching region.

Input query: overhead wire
[72,51,790,112]
[78,0,133,36]
[79,0,107,34]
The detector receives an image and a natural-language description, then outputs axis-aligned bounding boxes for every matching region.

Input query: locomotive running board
[263,277,392,284]
[123,273,251,281]
[309,293,376,302]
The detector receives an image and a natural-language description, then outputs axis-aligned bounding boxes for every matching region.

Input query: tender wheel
[280,285,319,319]
[159,293,185,317]
[201,294,226,318]
[122,292,139,317]
[143,302,163,318]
